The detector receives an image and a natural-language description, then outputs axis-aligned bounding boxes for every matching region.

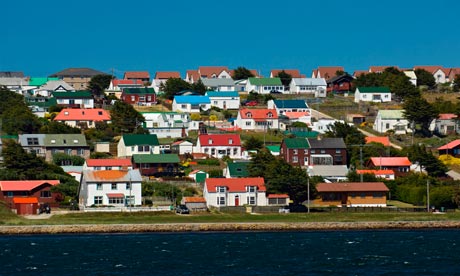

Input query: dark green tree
[243,136,264,150]
[160,78,192,100]
[110,100,146,134]
[453,74,460,91]
[232,66,255,80]
[415,69,436,88]
[402,144,447,177]
[403,97,438,136]
[0,87,41,134]
[191,79,207,95]
[275,70,292,88]
[88,74,112,97]
[39,120,81,134]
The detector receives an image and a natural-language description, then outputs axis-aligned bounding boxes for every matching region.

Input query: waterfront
[1,230,460,275]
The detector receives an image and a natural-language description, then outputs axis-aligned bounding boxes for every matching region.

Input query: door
[235,195,239,206]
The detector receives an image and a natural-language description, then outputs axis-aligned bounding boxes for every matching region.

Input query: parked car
[244,100,258,106]
[270,90,282,94]
[176,204,190,214]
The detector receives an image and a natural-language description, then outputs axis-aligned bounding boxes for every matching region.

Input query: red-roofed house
[270,69,305,78]
[315,182,389,207]
[195,134,242,159]
[448,68,460,83]
[413,66,447,83]
[368,157,411,177]
[106,79,144,98]
[185,70,200,83]
[438,140,460,156]
[203,177,268,207]
[123,71,150,82]
[311,66,345,80]
[198,66,231,79]
[83,159,133,171]
[365,136,391,147]
[433,113,458,135]
[356,169,395,180]
[0,180,61,213]
[234,108,279,131]
[54,108,111,128]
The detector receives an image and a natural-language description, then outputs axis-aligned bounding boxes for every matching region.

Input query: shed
[13,197,39,215]
[181,197,207,211]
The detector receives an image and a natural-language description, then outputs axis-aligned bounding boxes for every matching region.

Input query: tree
[191,79,207,95]
[275,70,292,88]
[39,120,81,134]
[88,74,112,97]
[402,144,447,177]
[453,74,460,91]
[110,100,146,134]
[243,136,264,151]
[403,96,438,136]
[160,78,192,100]
[291,122,308,128]
[232,66,255,80]
[324,121,365,146]
[415,69,436,88]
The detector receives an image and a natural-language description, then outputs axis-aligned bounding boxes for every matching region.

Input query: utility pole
[427,179,430,212]
[307,177,310,213]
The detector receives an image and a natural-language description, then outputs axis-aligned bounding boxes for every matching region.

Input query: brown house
[49,67,108,90]
[132,154,181,177]
[315,182,389,207]
[326,73,354,93]
[121,87,156,105]
[123,71,150,83]
[280,138,310,167]
[307,138,347,166]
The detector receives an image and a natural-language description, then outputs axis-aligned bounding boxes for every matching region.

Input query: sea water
[1,230,460,275]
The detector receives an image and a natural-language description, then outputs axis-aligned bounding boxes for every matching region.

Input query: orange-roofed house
[181,196,207,211]
[203,177,268,207]
[438,140,460,156]
[235,108,279,131]
[198,66,231,79]
[413,66,448,84]
[195,134,242,159]
[123,71,150,83]
[78,169,142,209]
[83,158,133,171]
[356,169,395,180]
[270,69,305,78]
[315,182,389,207]
[153,71,181,92]
[368,157,411,177]
[311,66,345,80]
[54,108,111,129]
[433,113,458,136]
[365,136,391,147]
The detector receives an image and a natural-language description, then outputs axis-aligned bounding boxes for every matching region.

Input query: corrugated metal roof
[283,138,310,149]
[357,87,391,93]
[174,95,211,104]
[308,165,349,177]
[122,134,159,146]
[132,154,180,163]
[227,162,250,177]
[377,110,404,119]
[44,134,87,147]
[205,91,239,97]
[83,169,142,182]
[273,99,308,109]
[201,78,235,86]
[248,77,282,86]
[291,78,327,86]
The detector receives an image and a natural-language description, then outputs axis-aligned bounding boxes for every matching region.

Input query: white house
[194,134,242,159]
[141,112,190,138]
[373,109,410,134]
[117,134,160,157]
[289,78,327,97]
[201,78,235,91]
[78,169,142,209]
[234,108,279,131]
[53,108,111,129]
[403,71,417,86]
[52,91,94,108]
[171,140,194,155]
[354,87,391,103]
[172,95,211,113]
[267,99,310,115]
[205,91,240,110]
[311,118,346,134]
[245,78,284,94]
[203,177,268,207]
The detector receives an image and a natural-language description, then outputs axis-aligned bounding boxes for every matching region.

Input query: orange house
[315,182,389,207]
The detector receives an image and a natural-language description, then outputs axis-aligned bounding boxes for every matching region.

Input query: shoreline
[2,221,460,235]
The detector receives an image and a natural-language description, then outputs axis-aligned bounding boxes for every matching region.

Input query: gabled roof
[49,68,107,77]
[122,88,155,95]
[174,95,210,104]
[198,66,229,78]
[44,134,87,147]
[316,182,389,192]
[183,196,206,203]
[369,66,400,73]
[122,134,159,146]
[199,134,241,146]
[273,99,308,109]
[291,78,327,86]
[438,140,460,150]
[40,80,74,91]
[52,91,92,98]
[365,136,390,146]
[282,138,310,149]
[0,180,60,191]
[357,87,391,93]
[132,154,180,164]
[438,113,458,120]
[18,134,46,146]
[155,71,181,79]
[353,70,368,77]
[326,73,354,84]
[266,145,280,153]
[413,66,444,74]
[312,66,344,79]
[186,70,200,81]
[370,157,411,166]
[85,159,132,167]
[308,138,346,149]
[172,140,193,146]
[29,77,60,86]
[123,71,150,79]
[205,91,239,98]
[201,78,235,86]
[54,108,110,121]
[377,110,404,119]
[248,77,282,86]
[205,177,266,192]
[270,69,304,78]
[112,79,144,86]
[239,108,278,119]
[83,169,142,182]
[226,162,250,177]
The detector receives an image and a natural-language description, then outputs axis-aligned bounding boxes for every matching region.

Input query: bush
[197,158,220,166]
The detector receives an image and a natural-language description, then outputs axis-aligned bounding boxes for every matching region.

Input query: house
[266,145,280,156]
[172,95,211,113]
[203,177,268,208]
[438,140,460,156]
[447,68,460,84]
[267,194,290,206]
[224,161,250,178]
[205,91,240,110]
[347,113,366,125]
[315,182,389,207]
[356,169,395,180]
[37,80,75,96]
[270,69,305,78]
[413,66,448,84]
[311,66,345,80]
[61,165,84,182]
[0,71,24,78]
[185,70,200,83]
[326,73,354,93]
[121,87,156,106]
[404,71,417,86]
[267,99,310,115]
[26,96,57,117]
[245,78,284,94]
[132,154,181,177]
[289,78,327,97]
[433,113,458,135]
[0,77,30,93]
[152,71,181,91]
[373,110,410,134]
[52,91,94,108]
[234,108,279,131]
[353,70,368,78]
[195,134,242,159]
[280,138,310,167]
[141,112,190,138]
[78,169,142,209]
[117,134,160,157]
[123,71,150,83]
[54,108,111,128]
[198,66,232,79]
[354,87,391,103]
[201,78,236,91]
[311,118,345,134]
[307,137,347,166]
[279,112,312,129]
[18,134,46,158]
[171,140,193,155]
[368,157,411,177]
[49,67,108,90]
[181,197,207,211]
[106,79,143,98]
[0,180,60,214]
[308,165,349,183]
[188,170,208,183]
[83,159,133,171]
[365,136,391,147]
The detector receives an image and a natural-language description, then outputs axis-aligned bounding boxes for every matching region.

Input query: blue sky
[2,0,459,78]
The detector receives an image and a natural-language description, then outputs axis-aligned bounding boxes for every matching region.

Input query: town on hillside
[1,65,460,216]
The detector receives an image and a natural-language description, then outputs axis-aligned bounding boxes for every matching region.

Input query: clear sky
[2,0,459,78]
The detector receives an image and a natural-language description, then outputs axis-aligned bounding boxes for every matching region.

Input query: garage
[13,197,39,215]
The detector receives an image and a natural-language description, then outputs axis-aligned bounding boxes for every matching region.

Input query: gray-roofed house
[0,77,30,93]
[373,109,410,134]
[49,67,108,90]
[131,154,181,177]
[289,78,327,97]
[43,134,90,162]
[307,165,349,183]
[201,78,236,91]
[267,99,310,115]
[224,161,250,178]
[307,137,347,166]
[205,91,240,110]
[117,134,160,157]
[0,71,24,78]
[39,80,75,93]
[18,134,47,159]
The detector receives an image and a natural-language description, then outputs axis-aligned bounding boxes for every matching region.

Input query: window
[336,149,341,154]
[138,145,150,152]
[311,150,316,154]
[6,192,13,197]
[125,196,135,206]
[78,149,85,155]
[217,196,225,205]
[247,196,255,205]
[111,183,117,190]
[245,122,251,126]
[109,197,124,204]
[208,139,213,145]
[94,196,103,205]
[233,148,238,155]
[73,140,79,144]
[131,96,135,101]
[217,186,226,193]
[95,166,101,171]
[40,191,51,198]
[247,186,256,192]
[96,184,102,190]
[27,137,39,145]
[304,149,308,154]
[373,192,383,198]
[51,139,56,144]
[360,193,366,198]
[211,148,215,155]
[293,149,298,155]
[229,139,233,144]
[66,149,72,155]
[141,163,150,169]
[320,150,326,154]
[292,156,298,163]
[126,183,131,190]
[105,167,112,170]
[214,101,218,104]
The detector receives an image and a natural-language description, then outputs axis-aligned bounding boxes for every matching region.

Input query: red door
[235,196,239,206]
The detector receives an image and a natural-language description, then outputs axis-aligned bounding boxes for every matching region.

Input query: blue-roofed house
[205,91,240,110]
[267,99,310,115]
[172,95,211,113]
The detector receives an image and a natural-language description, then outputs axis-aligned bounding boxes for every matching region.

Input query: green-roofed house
[280,138,310,167]
[373,109,410,135]
[224,161,250,178]
[246,77,284,94]
[52,91,94,108]
[354,87,391,103]
[121,87,156,106]
[283,130,319,139]
[132,154,181,177]
[265,145,280,156]
[117,134,160,157]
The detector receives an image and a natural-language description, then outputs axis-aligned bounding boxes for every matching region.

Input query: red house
[368,157,411,177]
[123,71,150,82]
[121,87,156,105]
[326,73,354,93]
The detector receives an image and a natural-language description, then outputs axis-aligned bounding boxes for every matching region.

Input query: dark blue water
[1,230,460,275]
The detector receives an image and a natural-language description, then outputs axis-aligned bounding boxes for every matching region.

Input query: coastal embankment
[2,221,460,235]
